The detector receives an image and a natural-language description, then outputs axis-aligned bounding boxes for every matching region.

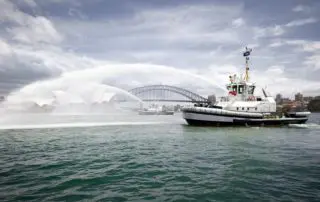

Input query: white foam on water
[288,123,320,129]
[0,121,169,130]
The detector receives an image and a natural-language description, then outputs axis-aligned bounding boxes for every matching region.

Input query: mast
[243,47,252,82]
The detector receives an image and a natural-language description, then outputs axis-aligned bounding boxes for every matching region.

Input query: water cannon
[262,87,272,98]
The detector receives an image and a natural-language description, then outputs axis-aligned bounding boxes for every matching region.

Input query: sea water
[0,113,319,201]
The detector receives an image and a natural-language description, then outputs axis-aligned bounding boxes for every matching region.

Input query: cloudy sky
[0,0,320,99]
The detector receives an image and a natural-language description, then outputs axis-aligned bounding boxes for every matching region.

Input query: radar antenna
[243,47,252,82]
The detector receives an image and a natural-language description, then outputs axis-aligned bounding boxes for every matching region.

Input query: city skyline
[0,0,320,98]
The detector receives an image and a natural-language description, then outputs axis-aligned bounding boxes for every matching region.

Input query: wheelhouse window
[248,86,255,94]
[232,85,237,92]
[238,85,244,94]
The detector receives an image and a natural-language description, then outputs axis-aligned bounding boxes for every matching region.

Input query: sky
[0,0,320,100]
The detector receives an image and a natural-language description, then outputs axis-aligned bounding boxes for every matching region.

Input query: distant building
[208,94,216,104]
[295,92,303,102]
[282,98,291,105]
[275,92,319,112]
[303,96,313,103]
[275,93,282,104]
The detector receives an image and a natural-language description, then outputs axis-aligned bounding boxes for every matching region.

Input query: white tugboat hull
[182,107,309,126]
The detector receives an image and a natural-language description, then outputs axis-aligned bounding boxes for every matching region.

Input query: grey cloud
[1,0,320,97]
[0,63,55,94]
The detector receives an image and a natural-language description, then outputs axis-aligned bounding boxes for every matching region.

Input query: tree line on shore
[307,96,320,112]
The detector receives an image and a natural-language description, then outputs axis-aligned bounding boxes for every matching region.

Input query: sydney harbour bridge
[111,84,212,104]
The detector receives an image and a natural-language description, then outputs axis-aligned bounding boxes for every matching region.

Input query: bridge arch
[111,85,209,103]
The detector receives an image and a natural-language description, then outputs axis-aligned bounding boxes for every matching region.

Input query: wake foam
[0,121,168,130]
[288,123,320,129]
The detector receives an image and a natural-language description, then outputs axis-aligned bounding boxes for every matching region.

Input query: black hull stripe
[183,110,262,119]
[185,119,308,127]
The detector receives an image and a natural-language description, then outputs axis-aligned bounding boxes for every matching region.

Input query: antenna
[243,47,252,82]
[262,88,267,97]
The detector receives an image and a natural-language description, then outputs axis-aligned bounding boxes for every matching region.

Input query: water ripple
[1,122,320,201]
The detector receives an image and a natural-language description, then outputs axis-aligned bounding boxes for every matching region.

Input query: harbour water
[1,113,319,201]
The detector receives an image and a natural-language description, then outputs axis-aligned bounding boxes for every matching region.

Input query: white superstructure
[211,47,276,114]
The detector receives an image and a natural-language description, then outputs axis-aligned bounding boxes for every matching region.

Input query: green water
[1,113,320,201]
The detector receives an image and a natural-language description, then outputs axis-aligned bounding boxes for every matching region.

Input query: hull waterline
[184,117,308,127]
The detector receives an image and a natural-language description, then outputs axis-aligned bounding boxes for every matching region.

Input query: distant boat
[181,47,311,126]
[138,105,174,115]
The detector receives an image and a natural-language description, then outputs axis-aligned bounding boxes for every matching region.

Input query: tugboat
[182,47,311,126]
[138,104,174,115]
